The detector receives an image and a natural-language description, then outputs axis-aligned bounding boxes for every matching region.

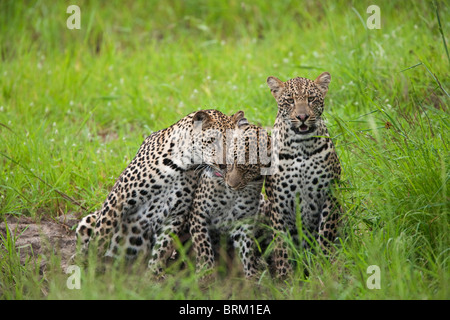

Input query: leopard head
[224,124,271,191]
[267,72,331,135]
[194,110,247,176]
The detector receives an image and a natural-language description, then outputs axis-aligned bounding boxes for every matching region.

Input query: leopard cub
[265,72,342,278]
[189,116,271,278]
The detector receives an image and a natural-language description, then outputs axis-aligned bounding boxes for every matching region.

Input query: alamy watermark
[67,4,381,31]
[66,5,81,30]
[366,5,381,30]
[66,265,81,289]
[176,122,278,175]
[366,265,381,289]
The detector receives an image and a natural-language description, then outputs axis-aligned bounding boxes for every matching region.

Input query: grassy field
[0,0,448,300]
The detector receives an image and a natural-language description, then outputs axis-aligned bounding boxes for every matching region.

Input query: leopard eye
[218,164,227,170]
[287,98,294,104]
[308,96,315,103]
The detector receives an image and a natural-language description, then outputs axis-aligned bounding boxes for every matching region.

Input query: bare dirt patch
[0,214,79,272]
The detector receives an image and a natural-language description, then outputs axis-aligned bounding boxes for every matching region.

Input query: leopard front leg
[147,215,186,276]
[189,201,216,276]
[301,189,341,253]
[317,192,342,253]
[300,196,322,250]
[230,224,259,278]
[266,178,297,278]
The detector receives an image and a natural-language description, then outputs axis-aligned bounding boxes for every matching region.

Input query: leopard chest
[275,141,335,196]
[206,183,260,230]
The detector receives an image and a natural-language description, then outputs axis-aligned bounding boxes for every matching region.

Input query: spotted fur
[76,109,247,275]
[265,72,342,278]
[189,122,271,278]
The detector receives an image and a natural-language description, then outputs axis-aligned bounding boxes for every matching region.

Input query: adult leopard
[76,109,248,275]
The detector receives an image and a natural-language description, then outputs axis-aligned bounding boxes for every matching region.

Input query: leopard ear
[267,76,285,100]
[231,110,249,128]
[192,110,213,130]
[314,72,331,97]
[231,110,245,122]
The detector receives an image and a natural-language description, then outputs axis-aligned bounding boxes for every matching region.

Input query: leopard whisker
[194,164,208,175]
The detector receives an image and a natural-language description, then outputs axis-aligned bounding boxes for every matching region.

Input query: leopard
[188,120,271,278]
[264,72,342,278]
[75,109,249,275]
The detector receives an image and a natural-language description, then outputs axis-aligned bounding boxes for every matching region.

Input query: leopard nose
[226,179,241,190]
[226,174,243,190]
[296,114,309,122]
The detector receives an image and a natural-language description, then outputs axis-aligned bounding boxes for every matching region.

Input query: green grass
[0,0,449,299]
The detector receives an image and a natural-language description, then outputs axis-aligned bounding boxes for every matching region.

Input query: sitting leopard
[189,121,271,278]
[76,109,248,274]
[265,72,342,278]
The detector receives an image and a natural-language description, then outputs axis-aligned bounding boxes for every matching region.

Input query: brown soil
[0,214,79,272]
